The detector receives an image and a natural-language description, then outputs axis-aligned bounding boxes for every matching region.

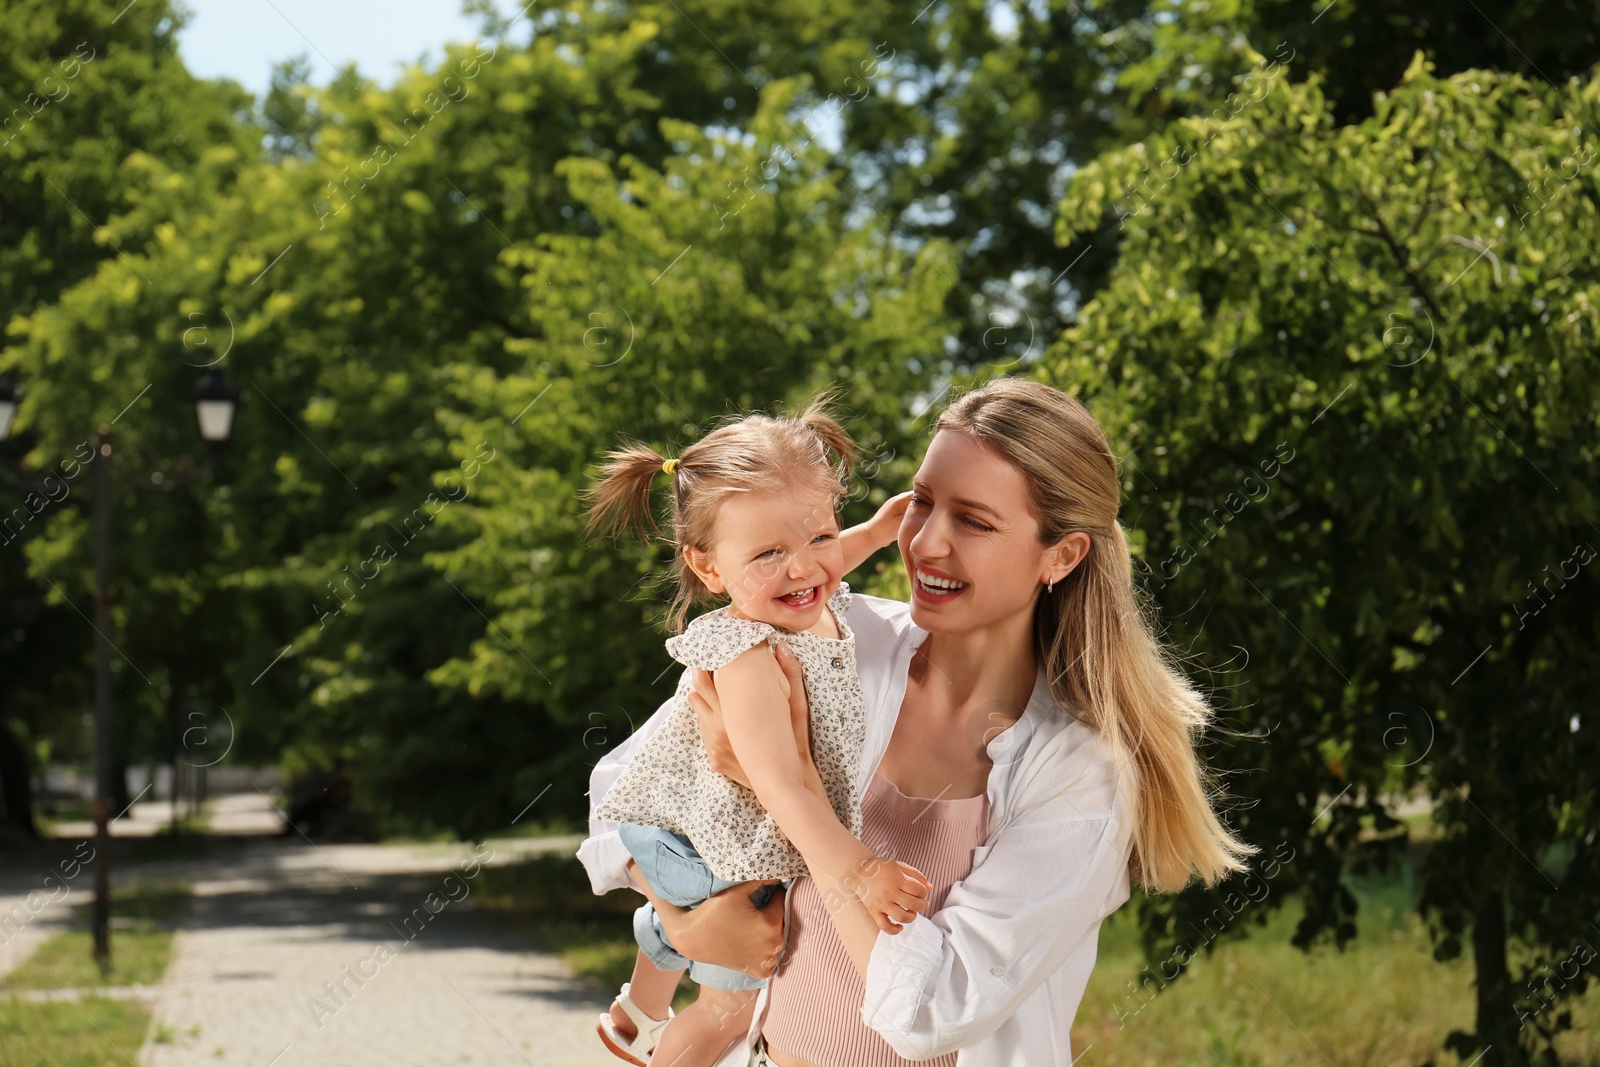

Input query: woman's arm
[625,859,789,979]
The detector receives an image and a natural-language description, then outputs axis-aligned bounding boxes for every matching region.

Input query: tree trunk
[1472,883,1521,1061]
[109,754,131,816]
[0,719,39,838]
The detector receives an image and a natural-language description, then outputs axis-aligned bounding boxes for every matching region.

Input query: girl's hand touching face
[868,491,914,548]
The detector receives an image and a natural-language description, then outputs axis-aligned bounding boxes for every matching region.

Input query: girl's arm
[690,647,907,977]
[839,491,912,574]
[712,645,931,933]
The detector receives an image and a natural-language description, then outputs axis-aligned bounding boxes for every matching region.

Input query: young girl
[581,395,932,1067]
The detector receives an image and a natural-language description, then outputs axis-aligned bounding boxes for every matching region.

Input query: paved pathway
[4,794,613,1067]
[0,836,84,985]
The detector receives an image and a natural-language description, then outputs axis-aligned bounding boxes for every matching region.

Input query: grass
[378,819,583,847]
[160,799,213,837]
[35,796,213,839]
[493,848,1600,1063]
[0,880,189,1066]
[115,834,211,864]
[2,880,191,991]
[1075,859,1600,1066]
[472,853,672,1001]
[0,995,150,1067]
[35,802,94,838]
[487,819,585,841]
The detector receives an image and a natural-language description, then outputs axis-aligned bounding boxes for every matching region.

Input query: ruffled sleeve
[664,609,779,671]
[830,578,853,614]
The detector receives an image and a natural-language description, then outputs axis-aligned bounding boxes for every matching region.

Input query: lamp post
[0,371,238,972]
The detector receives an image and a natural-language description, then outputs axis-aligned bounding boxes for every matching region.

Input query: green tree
[6,7,950,837]
[425,80,952,829]
[1048,53,1599,1063]
[0,0,255,828]
[1139,0,1600,124]
[485,0,1600,441]
[7,21,701,834]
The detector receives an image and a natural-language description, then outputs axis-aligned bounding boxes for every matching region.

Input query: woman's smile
[912,566,969,603]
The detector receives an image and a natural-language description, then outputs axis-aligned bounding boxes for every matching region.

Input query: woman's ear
[684,544,726,594]
[1047,531,1092,584]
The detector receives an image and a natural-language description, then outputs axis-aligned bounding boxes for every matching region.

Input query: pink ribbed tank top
[760,769,990,1067]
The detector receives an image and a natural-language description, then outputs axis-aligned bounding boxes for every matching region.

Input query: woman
[578,377,1254,1066]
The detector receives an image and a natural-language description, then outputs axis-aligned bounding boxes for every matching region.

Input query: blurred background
[1,0,1597,1063]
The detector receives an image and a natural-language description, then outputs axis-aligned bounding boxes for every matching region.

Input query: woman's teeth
[916,570,968,595]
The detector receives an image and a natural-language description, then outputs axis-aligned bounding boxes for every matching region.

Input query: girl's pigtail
[581,441,671,543]
[795,389,863,483]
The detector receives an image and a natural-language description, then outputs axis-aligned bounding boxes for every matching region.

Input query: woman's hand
[691,643,817,791]
[629,859,789,978]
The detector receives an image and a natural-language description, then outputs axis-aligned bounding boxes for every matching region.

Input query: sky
[175,0,508,97]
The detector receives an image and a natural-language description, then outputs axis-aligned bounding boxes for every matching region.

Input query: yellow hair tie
[661,458,680,476]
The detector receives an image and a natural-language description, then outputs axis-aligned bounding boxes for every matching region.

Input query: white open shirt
[577,587,1136,1066]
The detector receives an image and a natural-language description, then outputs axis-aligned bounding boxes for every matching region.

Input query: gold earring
[1046,576,1054,594]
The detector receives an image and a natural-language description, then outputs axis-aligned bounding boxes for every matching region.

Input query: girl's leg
[649,986,760,1067]
[606,948,687,1042]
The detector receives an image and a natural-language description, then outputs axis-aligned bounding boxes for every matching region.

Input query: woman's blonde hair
[934,376,1255,893]
[582,390,862,634]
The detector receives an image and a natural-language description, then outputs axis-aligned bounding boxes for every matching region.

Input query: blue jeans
[617,822,787,991]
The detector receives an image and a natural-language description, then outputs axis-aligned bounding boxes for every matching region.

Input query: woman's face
[898,429,1083,633]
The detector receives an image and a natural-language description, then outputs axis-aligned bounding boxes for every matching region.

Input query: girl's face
[898,429,1084,633]
[687,482,845,633]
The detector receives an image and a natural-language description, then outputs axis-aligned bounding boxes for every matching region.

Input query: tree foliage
[2,2,1598,1057]
[1049,54,1599,1062]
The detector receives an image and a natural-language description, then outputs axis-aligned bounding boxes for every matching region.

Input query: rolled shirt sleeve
[575,691,676,896]
[860,772,1135,1060]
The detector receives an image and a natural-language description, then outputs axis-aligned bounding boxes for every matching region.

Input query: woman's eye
[908,493,928,507]
[963,517,994,532]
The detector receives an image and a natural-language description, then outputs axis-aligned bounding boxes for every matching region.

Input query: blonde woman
[579,377,1255,1066]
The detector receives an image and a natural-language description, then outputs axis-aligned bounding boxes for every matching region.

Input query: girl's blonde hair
[934,377,1255,893]
[582,390,862,634]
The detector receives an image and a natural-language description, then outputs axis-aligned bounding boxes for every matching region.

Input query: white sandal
[597,981,675,1065]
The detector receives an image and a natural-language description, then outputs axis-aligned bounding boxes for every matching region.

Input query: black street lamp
[193,369,241,444]
[0,377,18,441]
[0,370,238,972]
